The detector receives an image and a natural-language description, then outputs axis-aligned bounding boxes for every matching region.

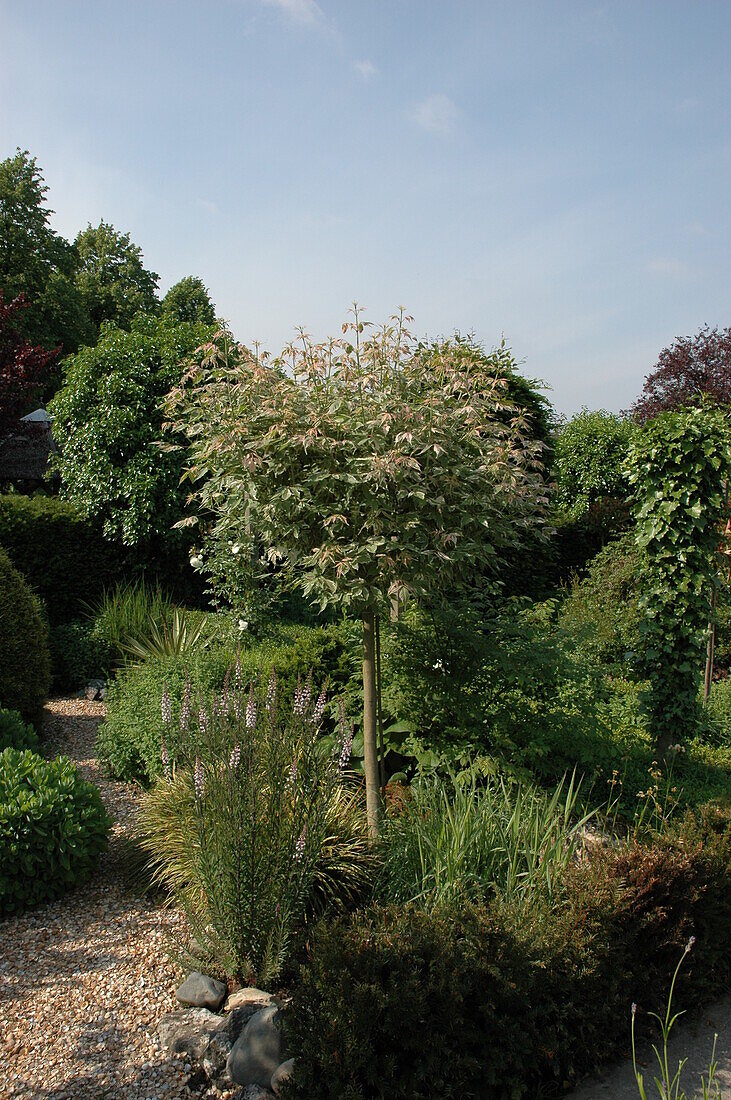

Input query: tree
[162,276,216,325]
[74,220,159,335]
[166,309,548,835]
[631,326,731,423]
[0,149,89,353]
[625,407,731,756]
[49,313,215,559]
[0,293,58,440]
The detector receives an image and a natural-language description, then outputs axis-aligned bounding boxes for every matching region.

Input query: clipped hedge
[99,622,359,783]
[0,708,39,752]
[0,494,123,625]
[0,545,51,728]
[285,807,731,1099]
[0,748,110,916]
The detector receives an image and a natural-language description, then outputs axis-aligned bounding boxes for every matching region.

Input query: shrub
[90,580,176,671]
[0,748,110,916]
[286,808,731,1099]
[704,677,731,746]
[0,545,51,727]
[0,494,122,624]
[49,619,109,691]
[0,708,39,752]
[136,672,374,984]
[99,622,358,783]
[376,771,592,908]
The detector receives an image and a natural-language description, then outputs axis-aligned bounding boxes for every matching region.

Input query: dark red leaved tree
[0,292,58,440]
[631,325,731,423]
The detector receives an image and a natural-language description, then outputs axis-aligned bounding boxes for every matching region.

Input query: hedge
[285,805,731,1099]
[0,545,51,728]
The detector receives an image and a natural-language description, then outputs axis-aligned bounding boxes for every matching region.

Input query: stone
[202,1029,233,1083]
[227,1004,281,1088]
[176,971,227,1011]
[233,1087,273,1100]
[84,679,106,701]
[158,1008,226,1059]
[224,988,277,1037]
[270,1058,294,1096]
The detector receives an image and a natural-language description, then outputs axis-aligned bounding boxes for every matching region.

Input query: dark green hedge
[0,748,110,916]
[0,494,122,624]
[0,545,51,728]
[285,805,731,1099]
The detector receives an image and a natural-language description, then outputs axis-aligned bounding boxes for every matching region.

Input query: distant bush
[49,619,108,692]
[705,678,731,746]
[99,621,359,783]
[0,494,121,624]
[0,545,51,727]
[0,708,39,752]
[558,532,643,668]
[0,748,110,916]
[286,806,731,1099]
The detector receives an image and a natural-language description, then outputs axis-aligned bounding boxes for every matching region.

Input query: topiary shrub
[0,494,123,625]
[0,748,110,916]
[0,545,51,727]
[99,622,359,783]
[0,707,39,752]
[285,809,731,1100]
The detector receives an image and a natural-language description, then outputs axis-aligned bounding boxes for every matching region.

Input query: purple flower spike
[198,706,209,737]
[294,826,307,862]
[266,670,277,714]
[312,686,327,725]
[229,741,241,770]
[338,727,354,771]
[161,737,171,781]
[161,683,172,726]
[194,756,205,800]
[180,673,191,731]
[246,688,256,730]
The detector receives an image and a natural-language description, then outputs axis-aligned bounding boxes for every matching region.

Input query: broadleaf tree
[166,308,549,834]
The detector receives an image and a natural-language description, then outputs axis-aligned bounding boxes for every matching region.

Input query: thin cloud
[409,93,459,136]
[645,257,692,279]
[355,59,378,80]
[261,0,323,25]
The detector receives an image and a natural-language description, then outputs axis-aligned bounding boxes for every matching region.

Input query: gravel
[0,697,205,1099]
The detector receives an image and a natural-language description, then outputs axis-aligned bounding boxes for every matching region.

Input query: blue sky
[1,1,729,414]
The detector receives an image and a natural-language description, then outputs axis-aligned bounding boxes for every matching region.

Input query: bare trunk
[703,586,718,702]
[362,611,383,838]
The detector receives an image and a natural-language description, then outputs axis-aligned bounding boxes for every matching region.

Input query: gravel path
[0,698,195,1100]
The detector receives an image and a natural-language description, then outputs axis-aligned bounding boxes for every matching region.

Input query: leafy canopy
[162,276,216,326]
[74,220,159,336]
[0,149,88,354]
[167,309,549,616]
[49,313,215,549]
[631,325,731,423]
[553,409,635,519]
[0,293,58,439]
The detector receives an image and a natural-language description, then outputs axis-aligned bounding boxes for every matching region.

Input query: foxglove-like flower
[312,687,327,726]
[229,741,241,770]
[338,728,354,771]
[294,826,307,862]
[287,758,298,788]
[161,683,172,726]
[198,706,209,737]
[246,688,256,729]
[265,670,277,714]
[161,737,171,781]
[293,673,311,716]
[194,756,205,800]
[180,673,192,731]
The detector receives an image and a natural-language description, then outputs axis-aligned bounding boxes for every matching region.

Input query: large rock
[233,1087,274,1100]
[270,1058,295,1096]
[227,1004,281,1088]
[158,1008,226,1059]
[202,1028,234,1085]
[176,971,227,1011]
[225,987,277,1037]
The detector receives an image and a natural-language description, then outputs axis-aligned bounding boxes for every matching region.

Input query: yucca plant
[89,580,174,669]
[377,769,593,909]
[136,667,375,984]
[121,606,208,662]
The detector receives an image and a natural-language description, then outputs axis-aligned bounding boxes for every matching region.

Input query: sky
[1,1,730,415]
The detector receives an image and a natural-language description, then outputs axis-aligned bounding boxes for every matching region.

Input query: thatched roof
[0,409,56,485]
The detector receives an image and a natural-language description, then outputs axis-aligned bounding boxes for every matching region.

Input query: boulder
[225,987,277,1036]
[233,1087,274,1100]
[270,1058,295,1096]
[202,1028,233,1084]
[227,1004,281,1088]
[158,1008,226,1059]
[176,971,227,1011]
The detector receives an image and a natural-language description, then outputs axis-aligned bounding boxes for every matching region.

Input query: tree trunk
[703,585,718,702]
[362,611,383,838]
